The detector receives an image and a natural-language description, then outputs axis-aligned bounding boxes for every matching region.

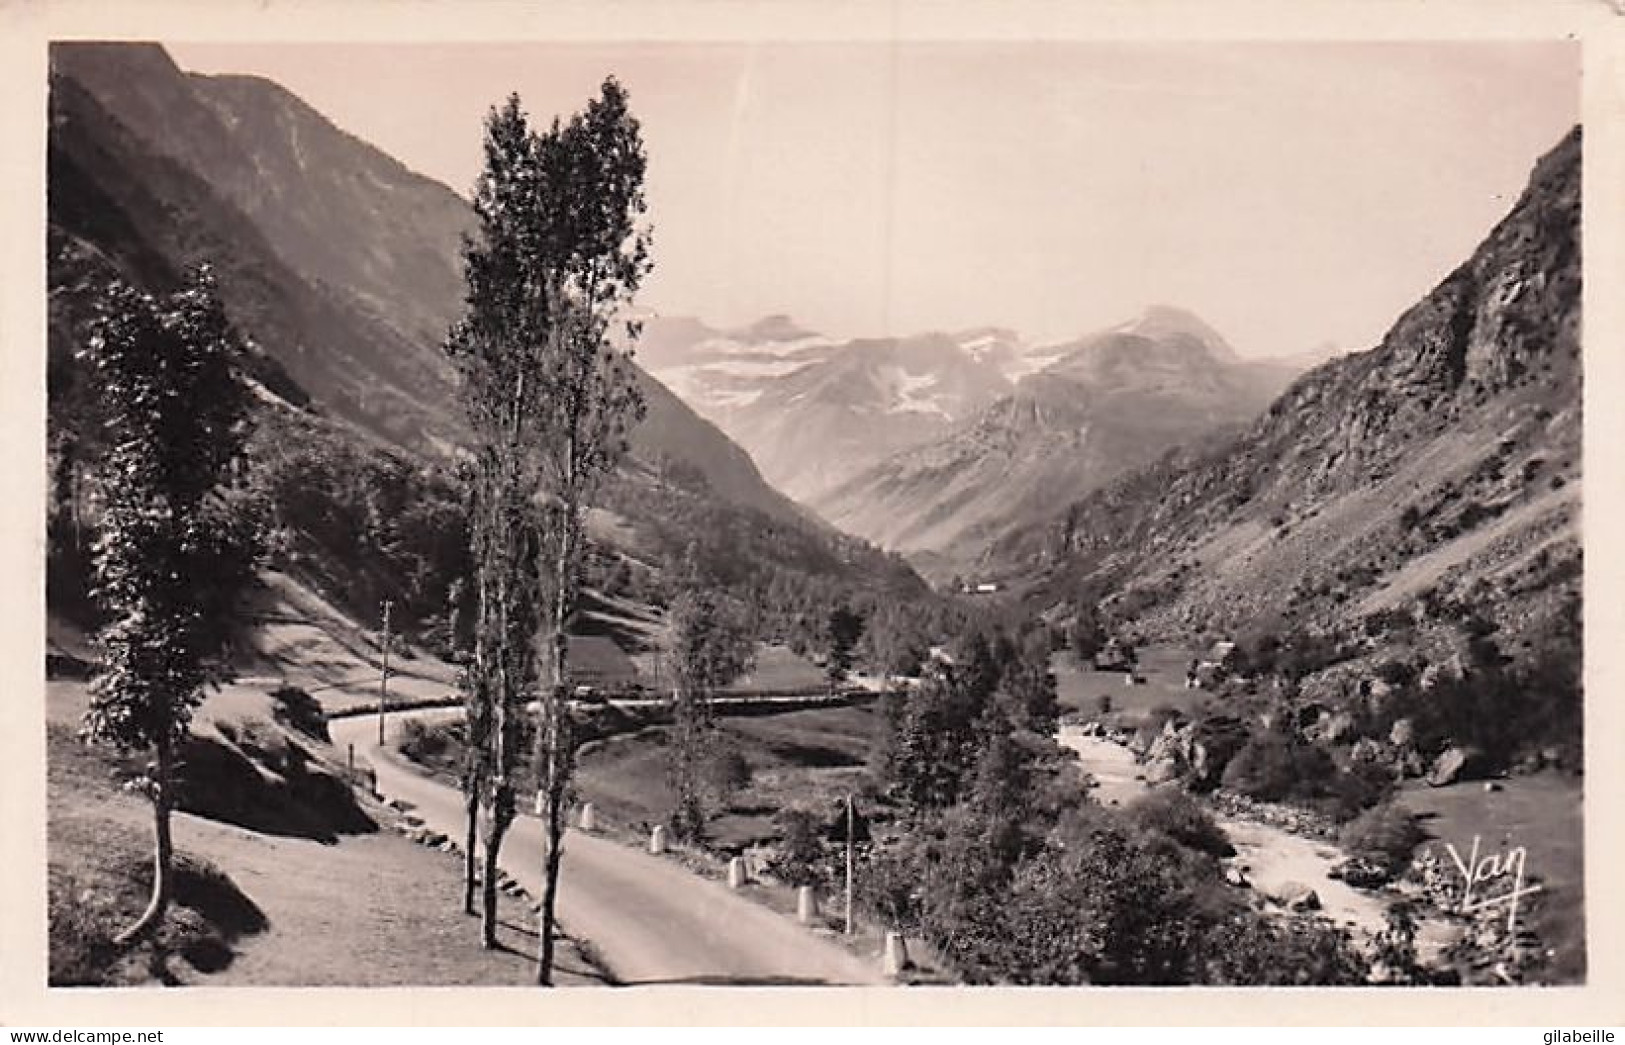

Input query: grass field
[1051,643,1206,721]
[573,701,877,852]
[46,679,604,986]
[728,644,829,693]
[1399,772,1585,982]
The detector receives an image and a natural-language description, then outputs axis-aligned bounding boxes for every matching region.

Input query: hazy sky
[170,41,1577,359]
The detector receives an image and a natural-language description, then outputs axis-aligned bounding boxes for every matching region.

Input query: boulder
[1144,757,1182,785]
[1427,745,1486,787]
[1264,880,1314,909]
[1350,737,1384,765]
[1330,857,1390,889]
[1281,883,1321,912]
[1145,720,1187,765]
[1309,710,1357,744]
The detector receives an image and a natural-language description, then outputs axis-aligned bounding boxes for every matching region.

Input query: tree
[531,78,651,986]
[664,590,756,839]
[445,93,555,949]
[1069,608,1106,666]
[825,604,865,692]
[450,81,652,984]
[79,268,259,944]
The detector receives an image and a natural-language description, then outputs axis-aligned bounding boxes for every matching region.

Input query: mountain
[812,307,1301,579]
[642,320,1016,501]
[50,43,472,453]
[47,43,924,624]
[993,126,1581,667]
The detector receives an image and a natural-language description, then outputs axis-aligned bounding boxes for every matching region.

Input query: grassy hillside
[996,127,1581,692]
[46,676,604,986]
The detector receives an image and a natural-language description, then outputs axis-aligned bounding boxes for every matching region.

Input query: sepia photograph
[8,0,1622,1027]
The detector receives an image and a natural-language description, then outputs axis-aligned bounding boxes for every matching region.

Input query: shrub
[1321,757,1395,822]
[1128,789,1234,858]
[774,807,830,888]
[1186,714,1252,791]
[398,718,448,762]
[1375,660,1418,688]
[1338,802,1426,875]
[269,684,329,742]
[706,747,752,803]
[1198,912,1369,985]
[1221,729,1334,804]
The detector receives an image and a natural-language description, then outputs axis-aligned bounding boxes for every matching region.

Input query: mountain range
[46,43,923,623]
[637,303,1308,571]
[810,307,1303,577]
[44,41,1582,686]
[638,318,1021,501]
[993,126,1581,670]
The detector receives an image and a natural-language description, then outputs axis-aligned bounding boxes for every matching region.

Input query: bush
[270,684,329,742]
[1128,789,1234,858]
[398,717,449,762]
[1221,729,1334,804]
[774,807,830,888]
[1338,802,1426,875]
[706,747,752,803]
[1321,756,1395,822]
[1198,912,1370,985]
[1187,714,1252,791]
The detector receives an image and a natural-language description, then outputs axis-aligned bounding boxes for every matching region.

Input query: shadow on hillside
[162,855,272,976]
[177,729,376,843]
[758,740,864,768]
[48,850,270,987]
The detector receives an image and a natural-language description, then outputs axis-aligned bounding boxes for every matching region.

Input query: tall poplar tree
[665,591,756,840]
[80,268,259,944]
[447,80,650,981]
[445,94,552,947]
[528,76,650,987]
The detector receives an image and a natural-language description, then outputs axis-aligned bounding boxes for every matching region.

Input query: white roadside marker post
[797,885,818,924]
[883,931,908,978]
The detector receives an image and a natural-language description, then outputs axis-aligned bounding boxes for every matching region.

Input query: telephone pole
[844,793,855,935]
[376,598,393,746]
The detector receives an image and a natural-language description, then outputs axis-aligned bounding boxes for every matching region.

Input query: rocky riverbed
[1055,724,1461,964]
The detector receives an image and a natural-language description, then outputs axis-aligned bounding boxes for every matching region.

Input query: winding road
[329,709,883,986]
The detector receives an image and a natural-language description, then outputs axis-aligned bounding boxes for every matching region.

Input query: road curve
[329,709,884,986]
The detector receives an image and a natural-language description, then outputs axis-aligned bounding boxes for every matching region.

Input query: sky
[169,41,1578,360]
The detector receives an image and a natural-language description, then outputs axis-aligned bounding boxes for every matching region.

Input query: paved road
[329,709,883,986]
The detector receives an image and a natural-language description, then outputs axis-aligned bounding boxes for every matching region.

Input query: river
[1055,725,1457,957]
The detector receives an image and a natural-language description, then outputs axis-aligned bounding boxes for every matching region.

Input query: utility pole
[844,793,855,935]
[377,598,393,747]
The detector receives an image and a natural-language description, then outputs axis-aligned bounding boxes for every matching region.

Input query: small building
[1093,637,1135,673]
[1199,640,1238,671]
[1193,640,1240,687]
